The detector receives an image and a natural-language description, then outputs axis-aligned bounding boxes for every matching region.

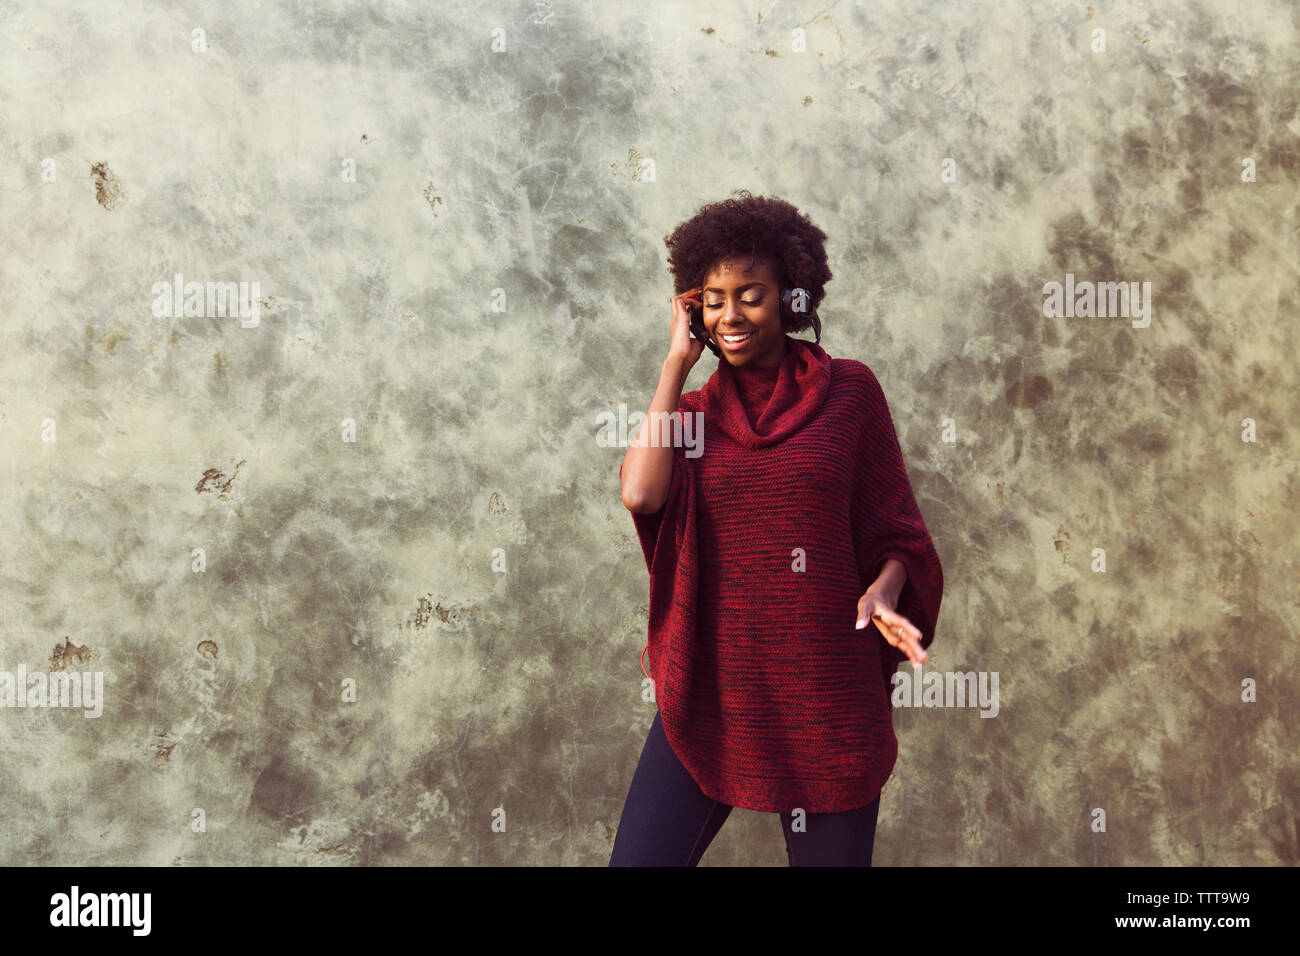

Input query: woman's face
[700,255,787,368]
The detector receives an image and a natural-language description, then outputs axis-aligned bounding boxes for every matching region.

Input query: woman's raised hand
[666,287,706,369]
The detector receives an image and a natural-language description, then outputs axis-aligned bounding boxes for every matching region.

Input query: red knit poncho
[620,335,944,814]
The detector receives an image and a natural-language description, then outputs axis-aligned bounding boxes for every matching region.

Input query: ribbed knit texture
[620,335,944,813]
[733,360,780,427]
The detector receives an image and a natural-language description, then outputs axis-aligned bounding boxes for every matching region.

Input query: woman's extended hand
[855,589,927,668]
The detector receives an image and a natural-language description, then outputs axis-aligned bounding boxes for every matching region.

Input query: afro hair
[663,189,832,338]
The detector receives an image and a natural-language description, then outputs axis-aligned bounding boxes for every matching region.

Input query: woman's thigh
[779,792,881,867]
[609,710,733,866]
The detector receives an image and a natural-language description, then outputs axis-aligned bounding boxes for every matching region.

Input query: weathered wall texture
[0,0,1295,865]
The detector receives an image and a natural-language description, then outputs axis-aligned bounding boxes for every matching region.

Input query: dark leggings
[609,709,880,866]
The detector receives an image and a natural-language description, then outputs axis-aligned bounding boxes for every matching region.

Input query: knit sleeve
[849,366,944,673]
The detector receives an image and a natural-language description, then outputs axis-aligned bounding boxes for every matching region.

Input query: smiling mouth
[719,331,754,344]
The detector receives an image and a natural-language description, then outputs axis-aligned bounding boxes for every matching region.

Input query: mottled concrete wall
[0,0,1295,866]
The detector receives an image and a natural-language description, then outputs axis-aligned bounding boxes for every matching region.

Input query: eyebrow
[703,281,769,294]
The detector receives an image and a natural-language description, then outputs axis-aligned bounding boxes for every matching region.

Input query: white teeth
[722,332,753,342]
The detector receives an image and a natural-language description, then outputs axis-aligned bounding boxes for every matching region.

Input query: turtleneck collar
[701,335,832,449]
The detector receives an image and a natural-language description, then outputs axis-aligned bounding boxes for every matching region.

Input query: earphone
[778,287,822,343]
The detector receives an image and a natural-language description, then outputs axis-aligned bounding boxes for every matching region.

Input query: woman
[611,190,944,866]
